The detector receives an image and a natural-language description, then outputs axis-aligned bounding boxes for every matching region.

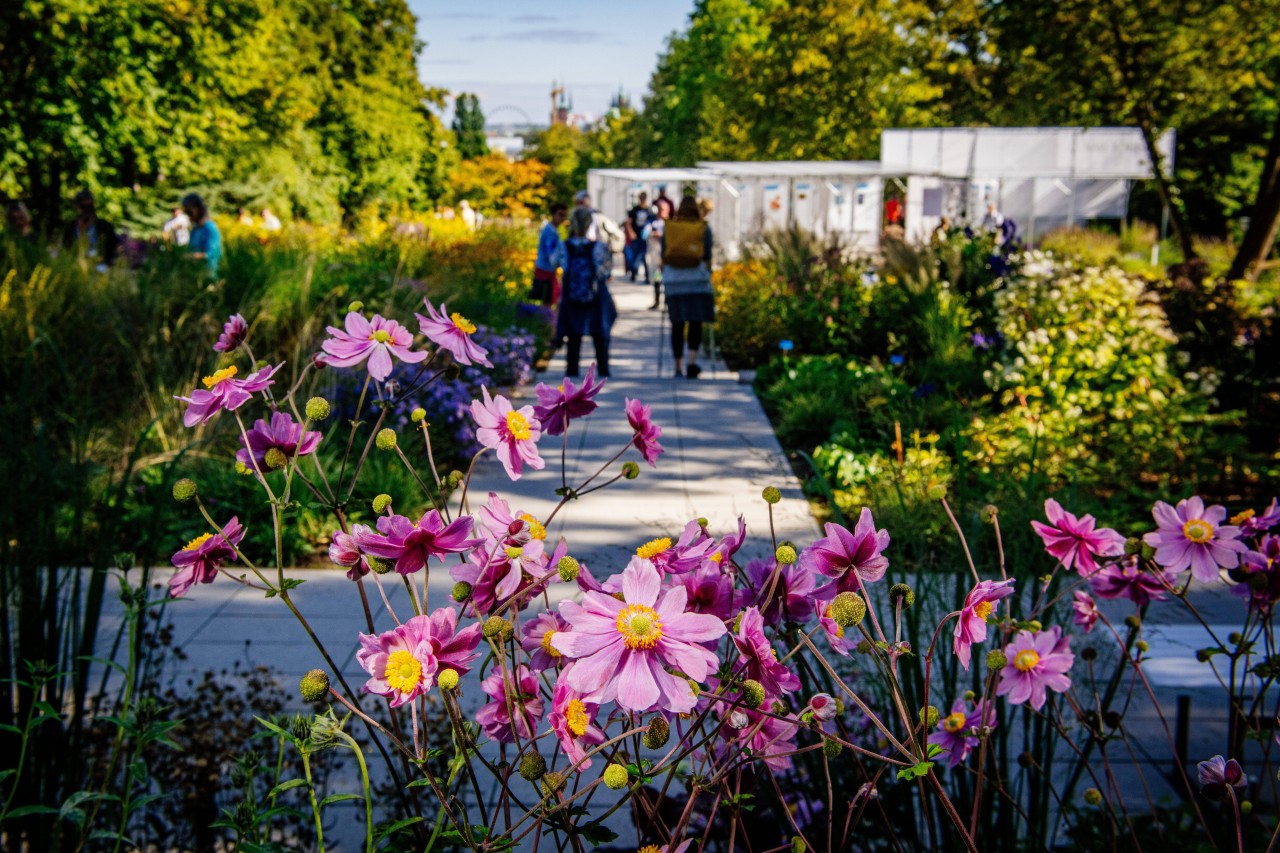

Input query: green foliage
[451,93,490,161]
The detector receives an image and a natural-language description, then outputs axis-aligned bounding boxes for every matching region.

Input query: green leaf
[3,804,61,819]
[926,743,944,758]
[374,815,424,840]
[579,822,618,844]
[406,778,433,789]
[318,793,363,807]
[268,778,310,798]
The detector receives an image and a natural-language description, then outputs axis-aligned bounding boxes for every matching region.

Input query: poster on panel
[793,182,819,233]
[762,182,789,230]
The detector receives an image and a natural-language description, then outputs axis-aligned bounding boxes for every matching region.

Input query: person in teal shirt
[182,193,221,277]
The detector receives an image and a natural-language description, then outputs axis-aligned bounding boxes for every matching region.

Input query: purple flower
[739,556,820,626]
[1197,755,1246,801]
[170,517,245,597]
[929,698,997,768]
[521,610,569,672]
[551,557,727,714]
[475,664,544,743]
[953,578,1016,670]
[800,510,891,595]
[732,607,801,699]
[356,609,481,708]
[548,675,606,770]
[671,564,736,620]
[809,693,838,722]
[321,312,426,382]
[533,364,605,436]
[634,520,715,575]
[236,411,321,470]
[1143,496,1248,582]
[717,707,799,771]
[996,627,1074,711]
[213,313,248,352]
[452,537,562,616]
[416,299,492,368]
[470,387,544,481]
[818,604,856,657]
[329,525,372,580]
[1089,556,1176,606]
[1234,499,1280,538]
[1030,499,1125,577]
[355,510,482,575]
[1072,590,1099,634]
[625,398,664,467]
[1234,534,1280,611]
[177,362,283,427]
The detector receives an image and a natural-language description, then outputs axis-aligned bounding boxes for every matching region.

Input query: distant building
[608,87,630,115]
[486,133,526,159]
[550,81,572,126]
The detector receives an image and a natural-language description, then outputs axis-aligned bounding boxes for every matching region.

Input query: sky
[408,0,696,127]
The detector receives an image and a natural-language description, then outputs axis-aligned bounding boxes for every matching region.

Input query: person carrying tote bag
[660,197,715,379]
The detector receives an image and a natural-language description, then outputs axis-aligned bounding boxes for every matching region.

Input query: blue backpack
[565,240,598,304]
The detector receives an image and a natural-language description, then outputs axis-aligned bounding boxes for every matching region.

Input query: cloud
[434,12,490,19]
[498,28,606,44]
[510,14,556,23]
[421,59,470,66]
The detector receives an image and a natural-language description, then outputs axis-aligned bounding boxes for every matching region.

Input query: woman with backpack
[553,207,617,378]
[661,196,715,379]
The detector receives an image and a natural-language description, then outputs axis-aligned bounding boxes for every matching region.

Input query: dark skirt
[556,281,618,339]
[666,292,715,324]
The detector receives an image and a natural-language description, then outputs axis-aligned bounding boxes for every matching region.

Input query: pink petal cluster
[520,610,569,672]
[177,362,283,427]
[1143,496,1247,582]
[213,313,248,352]
[1089,555,1177,606]
[552,558,726,713]
[953,578,1016,670]
[548,676,606,770]
[356,608,482,708]
[739,556,821,626]
[1071,590,1099,634]
[996,626,1074,711]
[1197,755,1247,801]
[321,312,425,382]
[732,607,800,699]
[328,524,373,580]
[533,365,605,436]
[928,698,997,768]
[1236,498,1280,538]
[475,664,544,743]
[1030,499,1125,576]
[170,517,245,597]
[800,509,890,595]
[236,411,321,469]
[356,510,481,575]
[416,299,492,367]
[471,387,544,481]
[625,398,664,467]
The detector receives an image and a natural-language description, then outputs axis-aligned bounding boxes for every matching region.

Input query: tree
[451,154,548,219]
[451,93,490,160]
[525,124,586,206]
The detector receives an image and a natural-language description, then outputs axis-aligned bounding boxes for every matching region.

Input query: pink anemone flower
[475,664,544,743]
[1030,499,1125,576]
[522,610,570,672]
[355,510,481,575]
[357,607,483,708]
[953,578,1016,670]
[177,362,283,427]
[552,557,727,714]
[996,626,1074,711]
[213,313,248,352]
[739,556,821,626]
[1197,755,1247,801]
[321,312,425,382]
[928,698,997,768]
[1089,555,1177,606]
[416,299,492,367]
[717,707,798,771]
[800,509,891,595]
[625,398,664,467]
[671,564,737,621]
[1071,590,1099,634]
[1144,496,1247,582]
[1234,498,1280,539]
[236,411,321,470]
[732,607,800,699]
[634,520,715,575]
[533,364,605,436]
[471,387,544,481]
[548,673,607,770]
[170,517,245,597]
[328,524,373,580]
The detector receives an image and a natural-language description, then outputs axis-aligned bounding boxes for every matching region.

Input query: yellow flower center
[556,384,565,393]
[710,551,724,563]
[1230,509,1255,526]
[451,312,476,334]
[639,845,661,853]
[201,365,238,388]
[519,513,546,540]
[506,410,532,441]
[1013,649,1040,672]
[636,537,672,560]
[973,601,994,620]
[183,532,214,551]
[540,630,562,659]
[505,545,524,560]
[369,329,392,344]
[616,604,664,650]
[565,698,589,736]
[383,649,423,693]
[1182,519,1214,544]
[943,712,967,733]
[824,604,845,638]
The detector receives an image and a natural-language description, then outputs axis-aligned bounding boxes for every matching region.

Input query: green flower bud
[775,544,798,565]
[855,639,874,655]
[603,763,629,790]
[889,583,915,608]
[823,737,843,758]
[452,581,473,602]
[448,470,465,487]
[1195,647,1213,663]
[289,714,312,741]
[980,504,999,523]
[366,555,395,574]
[1140,543,1156,560]
[172,478,198,502]
[1083,788,1103,806]
[986,650,1008,671]
[372,493,393,513]
[114,551,135,572]
[762,486,782,504]
[644,715,670,749]
[741,680,766,709]
[410,407,427,423]
[264,447,288,470]
[437,669,459,690]
[305,396,331,421]
[482,616,511,640]
[299,669,330,702]
[829,592,867,628]
[375,428,397,451]
[622,461,640,479]
[234,801,255,831]
[791,836,807,853]
[347,300,364,313]
[697,517,709,528]
[557,556,580,582]
[1241,800,1253,815]
[444,364,462,381]
[1124,537,1143,555]
[962,690,976,702]
[1124,614,1141,629]
[519,752,547,781]
[1228,631,1243,645]
[541,771,565,795]
[1135,640,1149,653]
[235,461,254,476]
[920,705,940,728]
[926,483,947,500]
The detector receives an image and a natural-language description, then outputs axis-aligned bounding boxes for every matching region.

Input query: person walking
[533,202,567,305]
[162,206,191,246]
[62,190,119,267]
[183,193,222,278]
[654,185,675,221]
[626,192,654,283]
[260,208,282,232]
[554,207,616,378]
[661,196,715,379]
